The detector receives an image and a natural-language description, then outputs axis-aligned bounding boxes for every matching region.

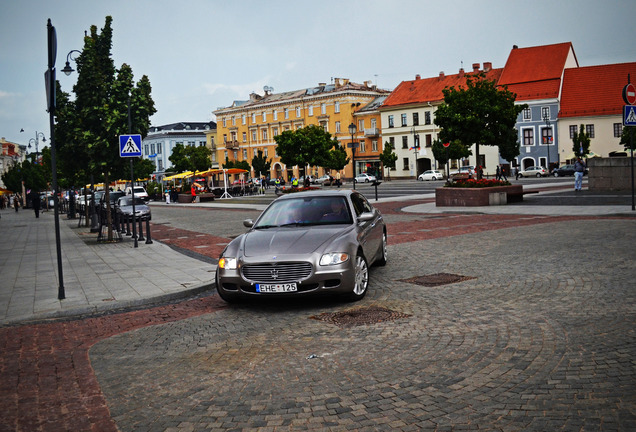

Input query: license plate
[256,283,297,293]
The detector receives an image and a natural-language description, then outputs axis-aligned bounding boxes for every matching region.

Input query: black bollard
[145,218,153,244]
[137,216,145,241]
[125,215,132,236]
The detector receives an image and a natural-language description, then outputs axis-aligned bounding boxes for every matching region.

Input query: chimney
[318,82,326,87]
[415,74,421,80]
[458,68,464,78]
[472,63,480,73]
[439,71,445,80]
[513,45,518,49]
[483,62,492,72]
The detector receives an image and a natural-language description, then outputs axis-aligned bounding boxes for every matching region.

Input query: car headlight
[218,257,238,270]
[320,253,349,266]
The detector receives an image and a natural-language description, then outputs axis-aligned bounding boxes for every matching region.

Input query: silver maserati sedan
[215,189,387,302]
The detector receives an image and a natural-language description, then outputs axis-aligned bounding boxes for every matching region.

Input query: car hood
[242,226,350,257]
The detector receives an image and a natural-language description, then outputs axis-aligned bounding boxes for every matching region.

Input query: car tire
[348,253,369,301]
[375,232,387,267]
[536,173,541,178]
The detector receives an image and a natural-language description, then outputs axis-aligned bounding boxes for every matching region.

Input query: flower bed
[436,182,522,207]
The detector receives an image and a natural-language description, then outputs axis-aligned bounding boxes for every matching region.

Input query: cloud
[203,78,272,99]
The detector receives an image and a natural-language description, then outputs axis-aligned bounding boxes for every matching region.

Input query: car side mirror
[243,219,254,228]
[357,212,374,223]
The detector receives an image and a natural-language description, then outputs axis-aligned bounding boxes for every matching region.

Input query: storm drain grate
[400,272,476,287]
[310,306,411,327]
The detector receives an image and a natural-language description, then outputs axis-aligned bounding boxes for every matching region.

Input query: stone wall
[588,157,635,191]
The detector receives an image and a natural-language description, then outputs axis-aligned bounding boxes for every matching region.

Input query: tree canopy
[274,125,343,172]
[251,149,272,177]
[571,125,591,158]
[434,74,525,171]
[168,143,211,173]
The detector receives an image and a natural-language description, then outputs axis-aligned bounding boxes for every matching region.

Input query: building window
[335,121,341,133]
[150,143,155,154]
[413,134,420,148]
[372,140,378,152]
[242,114,246,125]
[252,113,256,124]
[264,148,268,157]
[273,110,278,121]
[243,149,247,159]
[389,137,395,147]
[523,107,531,120]
[371,118,377,129]
[523,128,534,146]
[308,105,314,116]
[335,101,340,113]
[358,119,364,131]
[284,108,289,119]
[569,125,577,139]
[252,130,257,141]
[542,126,553,145]
[144,144,149,155]
[231,116,236,126]
[586,124,595,138]
[401,113,407,127]
[413,112,419,126]
[541,106,550,119]
[223,134,227,143]
[321,103,326,115]
[210,136,215,145]
[425,134,432,147]
[158,159,163,171]
[222,117,227,127]
[242,132,247,142]
[262,112,267,122]
[425,111,431,125]
[272,127,278,137]
[262,129,268,140]
[614,123,623,137]
[229,133,236,143]
[402,157,409,170]
[388,115,394,128]
[359,141,365,153]
[296,107,301,117]
[402,136,408,149]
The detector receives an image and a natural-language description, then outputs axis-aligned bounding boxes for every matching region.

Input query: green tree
[572,125,591,158]
[251,149,272,178]
[168,143,211,173]
[379,140,398,180]
[122,158,156,180]
[434,73,525,177]
[56,16,156,240]
[620,126,636,151]
[323,143,350,173]
[274,125,339,173]
[431,139,471,175]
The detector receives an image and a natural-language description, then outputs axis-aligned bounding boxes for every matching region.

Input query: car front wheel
[348,254,369,301]
[536,173,542,178]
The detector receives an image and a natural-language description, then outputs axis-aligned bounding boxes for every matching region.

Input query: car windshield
[133,187,145,193]
[255,196,353,228]
[118,197,145,206]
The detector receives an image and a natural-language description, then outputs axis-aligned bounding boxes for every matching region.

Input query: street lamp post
[28,131,46,164]
[348,122,357,189]
[543,112,552,174]
[412,127,419,178]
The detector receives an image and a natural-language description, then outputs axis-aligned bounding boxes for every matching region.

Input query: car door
[350,192,383,263]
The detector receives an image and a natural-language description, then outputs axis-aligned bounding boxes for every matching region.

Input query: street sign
[623,83,636,105]
[624,105,636,126]
[119,134,142,157]
[347,142,359,148]
[443,142,450,148]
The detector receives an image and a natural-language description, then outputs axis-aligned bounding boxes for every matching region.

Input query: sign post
[120,134,142,246]
[623,79,635,211]
[443,142,450,179]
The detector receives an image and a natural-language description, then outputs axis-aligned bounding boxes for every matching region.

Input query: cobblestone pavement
[1,204,635,431]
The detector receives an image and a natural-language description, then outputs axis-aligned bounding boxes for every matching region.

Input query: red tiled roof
[560,62,636,118]
[498,42,575,85]
[503,79,562,101]
[381,68,503,108]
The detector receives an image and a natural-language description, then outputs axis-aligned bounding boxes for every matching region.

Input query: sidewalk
[1,184,634,326]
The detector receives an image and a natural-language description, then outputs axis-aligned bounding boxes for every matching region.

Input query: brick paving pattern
[1,204,635,431]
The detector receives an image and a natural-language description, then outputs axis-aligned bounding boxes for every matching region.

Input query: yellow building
[213,79,388,181]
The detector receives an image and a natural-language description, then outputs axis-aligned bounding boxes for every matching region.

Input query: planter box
[435,185,523,207]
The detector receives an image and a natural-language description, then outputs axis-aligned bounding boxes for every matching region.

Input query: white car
[125,186,149,201]
[354,173,377,183]
[418,170,444,181]
[316,174,334,185]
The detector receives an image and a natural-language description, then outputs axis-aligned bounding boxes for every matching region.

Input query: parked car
[552,164,588,177]
[216,189,387,303]
[354,172,377,183]
[316,174,334,185]
[125,186,149,201]
[100,191,126,212]
[518,166,548,177]
[418,170,444,181]
[115,196,151,221]
[449,165,475,177]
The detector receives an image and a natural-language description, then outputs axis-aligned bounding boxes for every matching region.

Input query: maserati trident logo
[270,269,279,280]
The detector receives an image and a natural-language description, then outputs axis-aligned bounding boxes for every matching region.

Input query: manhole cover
[310,306,411,327]
[400,273,475,287]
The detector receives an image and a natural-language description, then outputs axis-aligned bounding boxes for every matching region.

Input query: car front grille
[242,262,313,283]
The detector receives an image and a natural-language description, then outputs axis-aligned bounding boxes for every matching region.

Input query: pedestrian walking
[515,167,520,180]
[500,165,508,181]
[336,172,341,188]
[495,165,501,181]
[30,190,41,218]
[574,157,586,191]
[191,184,197,203]
[13,193,20,212]
[165,187,171,204]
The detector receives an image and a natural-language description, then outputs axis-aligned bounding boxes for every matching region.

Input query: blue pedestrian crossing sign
[119,134,142,157]
[624,105,636,126]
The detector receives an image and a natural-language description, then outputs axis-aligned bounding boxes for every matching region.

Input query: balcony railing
[224,140,239,149]
[364,128,379,137]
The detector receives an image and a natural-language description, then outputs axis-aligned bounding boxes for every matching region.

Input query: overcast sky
[1,0,634,148]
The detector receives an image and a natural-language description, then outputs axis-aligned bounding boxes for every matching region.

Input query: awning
[163,171,194,181]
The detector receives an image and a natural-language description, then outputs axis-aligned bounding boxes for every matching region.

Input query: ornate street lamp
[348,122,357,189]
[61,50,81,76]
[543,111,552,174]
[27,131,46,164]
